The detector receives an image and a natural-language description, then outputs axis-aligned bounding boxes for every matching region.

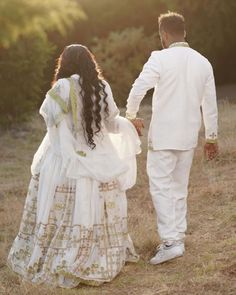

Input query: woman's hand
[130,118,144,136]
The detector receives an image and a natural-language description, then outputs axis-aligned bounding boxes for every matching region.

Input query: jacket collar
[169,42,189,48]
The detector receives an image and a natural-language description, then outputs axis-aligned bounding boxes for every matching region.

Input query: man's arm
[201,63,219,160]
[126,51,161,120]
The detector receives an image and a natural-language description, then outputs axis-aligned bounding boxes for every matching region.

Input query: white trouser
[147,149,194,243]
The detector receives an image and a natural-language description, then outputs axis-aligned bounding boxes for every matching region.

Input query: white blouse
[31,75,141,190]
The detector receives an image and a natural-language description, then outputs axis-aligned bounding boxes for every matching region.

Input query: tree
[0,0,85,126]
[92,27,159,105]
[0,0,85,47]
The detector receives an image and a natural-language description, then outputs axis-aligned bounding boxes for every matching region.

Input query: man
[126,11,218,264]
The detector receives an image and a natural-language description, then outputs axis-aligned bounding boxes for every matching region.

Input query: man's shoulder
[188,47,205,57]
[156,46,209,60]
[145,50,163,66]
[149,50,162,58]
[148,48,213,71]
[187,48,212,65]
[149,50,167,64]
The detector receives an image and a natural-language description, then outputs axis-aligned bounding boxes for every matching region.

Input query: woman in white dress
[7,44,140,288]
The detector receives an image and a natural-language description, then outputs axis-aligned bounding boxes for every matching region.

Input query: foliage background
[0,0,236,125]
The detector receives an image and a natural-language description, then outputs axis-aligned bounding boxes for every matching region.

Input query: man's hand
[204,142,219,161]
[130,118,144,136]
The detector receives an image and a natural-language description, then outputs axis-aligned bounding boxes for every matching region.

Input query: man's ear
[161,30,167,41]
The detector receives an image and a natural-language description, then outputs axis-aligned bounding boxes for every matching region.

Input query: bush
[0,31,53,126]
[0,0,85,47]
[92,27,159,106]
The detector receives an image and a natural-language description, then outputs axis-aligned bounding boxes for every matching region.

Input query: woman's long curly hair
[53,44,109,149]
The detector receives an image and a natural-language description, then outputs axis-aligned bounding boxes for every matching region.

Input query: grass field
[0,100,236,295]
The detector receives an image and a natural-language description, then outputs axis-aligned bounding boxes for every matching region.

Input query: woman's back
[40,74,121,154]
[7,44,140,288]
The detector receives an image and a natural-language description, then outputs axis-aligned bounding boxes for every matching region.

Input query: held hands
[204,142,219,161]
[130,118,145,136]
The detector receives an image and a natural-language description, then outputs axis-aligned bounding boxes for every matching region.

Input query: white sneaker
[150,242,185,265]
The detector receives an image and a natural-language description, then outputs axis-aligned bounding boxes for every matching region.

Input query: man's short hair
[158,11,185,36]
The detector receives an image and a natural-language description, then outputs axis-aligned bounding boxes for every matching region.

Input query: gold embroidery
[206,139,218,144]
[206,132,217,143]
[55,185,76,194]
[68,78,79,132]
[48,87,68,113]
[99,181,118,192]
[169,42,189,48]
[7,175,138,287]
[54,203,66,210]
[77,150,87,157]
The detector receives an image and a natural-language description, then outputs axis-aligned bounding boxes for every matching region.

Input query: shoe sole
[149,252,184,265]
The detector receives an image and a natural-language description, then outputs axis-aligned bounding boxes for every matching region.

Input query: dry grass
[0,100,236,295]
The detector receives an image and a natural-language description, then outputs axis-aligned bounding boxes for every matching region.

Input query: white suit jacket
[126,42,218,150]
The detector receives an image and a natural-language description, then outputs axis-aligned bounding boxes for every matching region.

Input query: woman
[7,44,140,288]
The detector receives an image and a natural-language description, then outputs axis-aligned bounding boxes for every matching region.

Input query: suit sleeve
[126,51,161,119]
[201,63,218,142]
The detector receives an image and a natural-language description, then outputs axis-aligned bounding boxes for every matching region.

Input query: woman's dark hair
[53,44,109,149]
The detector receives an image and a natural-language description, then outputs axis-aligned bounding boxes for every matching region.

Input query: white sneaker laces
[156,240,184,252]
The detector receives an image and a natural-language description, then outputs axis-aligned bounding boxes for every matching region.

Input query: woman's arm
[39,78,70,128]
[102,80,120,133]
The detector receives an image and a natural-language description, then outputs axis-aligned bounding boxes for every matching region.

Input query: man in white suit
[126,12,218,264]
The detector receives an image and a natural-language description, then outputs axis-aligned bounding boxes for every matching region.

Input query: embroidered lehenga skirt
[7,171,139,288]
[7,76,141,287]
